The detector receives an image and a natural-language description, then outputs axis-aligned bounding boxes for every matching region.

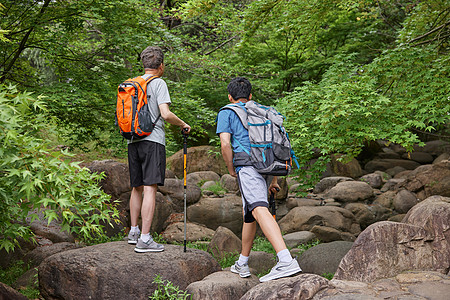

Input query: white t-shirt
[128,75,171,146]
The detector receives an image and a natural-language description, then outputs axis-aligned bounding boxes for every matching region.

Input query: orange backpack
[116,75,160,140]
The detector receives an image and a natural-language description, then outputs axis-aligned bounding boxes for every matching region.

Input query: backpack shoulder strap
[219,103,249,129]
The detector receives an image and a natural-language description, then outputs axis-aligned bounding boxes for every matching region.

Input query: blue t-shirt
[216,102,251,171]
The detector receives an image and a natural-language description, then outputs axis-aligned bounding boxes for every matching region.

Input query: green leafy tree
[0,84,120,252]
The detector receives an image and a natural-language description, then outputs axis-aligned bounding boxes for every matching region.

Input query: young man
[127,46,191,253]
[216,77,302,282]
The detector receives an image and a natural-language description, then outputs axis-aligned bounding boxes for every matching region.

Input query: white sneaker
[259,258,302,282]
[230,261,251,278]
[127,230,140,244]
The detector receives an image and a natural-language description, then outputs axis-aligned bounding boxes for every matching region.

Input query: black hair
[227,77,252,100]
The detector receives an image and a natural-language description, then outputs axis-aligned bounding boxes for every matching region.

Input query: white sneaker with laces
[230,261,251,278]
[259,258,302,282]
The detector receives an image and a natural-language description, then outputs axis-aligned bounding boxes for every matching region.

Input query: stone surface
[207,226,242,259]
[283,231,317,248]
[373,191,396,208]
[330,155,363,178]
[313,177,354,194]
[433,153,450,164]
[150,192,174,233]
[344,203,391,229]
[398,160,450,199]
[161,222,215,243]
[401,152,434,164]
[326,181,374,203]
[24,242,80,268]
[359,173,383,189]
[286,198,322,209]
[279,206,360,238]
[364,159,421,173]
[220,174,239,192]
[186,271,260,300]
[299,241,353,276]
[334,221,444,282]
[248,251,276,275]
[0,282,28,300]
[167,145,227,177]
[187,171,221,186]
[39,242,221,300]
[158,178,202,211]
[393,189,418,214]
[240,273,330,300]
[187,194,243,236]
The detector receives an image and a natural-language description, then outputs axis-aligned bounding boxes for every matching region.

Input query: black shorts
[128,140,166,187]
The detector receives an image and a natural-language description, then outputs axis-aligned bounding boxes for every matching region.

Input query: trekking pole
[269,187,280,220]
[182,128,189,252]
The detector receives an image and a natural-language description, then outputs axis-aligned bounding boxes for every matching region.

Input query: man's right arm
[219,132,237,177]
[159,103,191,133]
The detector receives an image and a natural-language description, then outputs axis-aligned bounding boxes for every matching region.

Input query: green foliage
[149,274,191,300]
[203,182,227,196]
[0,85,120,252]
[322,272,334,280]
[0,260,40,298]
[251,236,276,255]
[295,239,321,256]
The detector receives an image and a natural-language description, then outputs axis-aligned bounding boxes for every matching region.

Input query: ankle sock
[237,254,249,266]
[140,233,151,243]
[277,249,292,264]
[130,225,140,233]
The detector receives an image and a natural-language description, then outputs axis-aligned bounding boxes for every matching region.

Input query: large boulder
[313,177,354,194]
[167,145,227,177]
[158,178,202,211]
[278,206,360,241]
[364,159,421,173]
[0,282,28,300]
[413,140,450,156]
[330,155,363,178]
[220,174,239,192]
[344,203,392,229]
[186,271,260,300]
[325,181,374,203]
[299,241,353,276]
[397,160,450,199]
[240,273,330,300]
[392,189,418,214]
[207,226,242,259]
[187,171,221,186]
[187,194,243,236]
[150,192,174,234]
[161,222,215,243]
[39,242,220,300]
[335,195,450,283]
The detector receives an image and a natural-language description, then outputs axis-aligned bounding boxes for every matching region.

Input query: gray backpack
[220,101,298,176]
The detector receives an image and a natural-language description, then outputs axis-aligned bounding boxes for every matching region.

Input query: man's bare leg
[252,206,287,253]
[140,184,157,235]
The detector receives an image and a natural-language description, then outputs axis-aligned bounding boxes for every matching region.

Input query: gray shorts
[237,166,269,223]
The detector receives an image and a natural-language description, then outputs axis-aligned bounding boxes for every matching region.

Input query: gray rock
[408,282,450,300]
[326,181,374,203]
[187,171,221,186]
[397,160,450,199]
[279,206,360,238]
[220,174,239,192]
[402,152,434,164]
[201,180,217,190]
[414,140,450,156]
[344,203,392,229]
[373,191,396,208]
[319,294,383,300]
[299,241,353,276]
[150,192,174,234]
[330,155,363,178]
[186,271,259,300]
[24,242,80,268]
[240,273,330,300]
[248,251,276,275]
[286,198,322,209]
[207,226,241,259]
[380,179,405,192]
[393,189,418,214]
[39,242,221,300]
[161,222,215,243]
[0,282,28,300]
[433,153,449,164]
[334,219,445,282]
[359,173,383,189]
[159,178,202,210]
[364,159,421,173]
[311,226,357,242]
[283,231,317,248]
[385,166,407,177]
[187,194,243,236]
[314,177,354,194]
